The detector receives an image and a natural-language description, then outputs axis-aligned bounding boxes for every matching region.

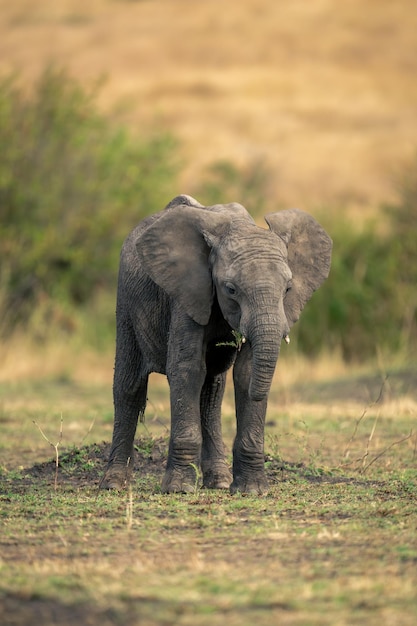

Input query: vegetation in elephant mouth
[216,329,246,351]
[216,330,291,350]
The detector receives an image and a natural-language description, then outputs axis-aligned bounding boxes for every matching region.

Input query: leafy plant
[0,67,178,336]
[1,66,417,362]
[295,181,417,362]
[216,330,246,351]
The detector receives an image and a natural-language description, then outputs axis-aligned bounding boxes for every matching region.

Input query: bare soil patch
[23,438,167,490]
[4,436,386,495]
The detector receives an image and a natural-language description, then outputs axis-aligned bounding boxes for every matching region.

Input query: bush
[383,159,417,349]
[294,220,397,361]
[296,163,417,362]
[1,66,416,362]
[0,68,178,334]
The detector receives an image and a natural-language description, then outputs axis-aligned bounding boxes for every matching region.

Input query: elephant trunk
[247,320,282,402]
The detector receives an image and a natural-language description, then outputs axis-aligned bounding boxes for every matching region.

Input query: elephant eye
[224,282,237,296]
[285,280,293,294]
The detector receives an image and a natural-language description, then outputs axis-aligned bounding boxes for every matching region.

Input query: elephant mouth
[215,329,246,351]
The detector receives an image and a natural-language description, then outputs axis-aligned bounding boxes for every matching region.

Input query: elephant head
[136,198,332,400]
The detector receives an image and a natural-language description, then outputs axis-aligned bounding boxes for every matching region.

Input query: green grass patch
[1,368,416,625]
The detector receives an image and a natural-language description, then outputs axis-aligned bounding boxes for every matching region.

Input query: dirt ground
[2,433,416,625]
[1,365,416,625]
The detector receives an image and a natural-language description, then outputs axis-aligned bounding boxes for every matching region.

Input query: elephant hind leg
[102,376,149,490]
[200,372,232,490]
[101,322,149,490]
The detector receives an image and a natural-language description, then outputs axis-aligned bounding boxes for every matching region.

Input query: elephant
[102,194,332,495]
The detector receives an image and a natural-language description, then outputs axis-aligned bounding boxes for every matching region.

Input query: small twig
[340,375,413,473]
[126,481,133,532]
[361,431,414,474]
[144,398,170,432]
[33,415,63,490]
[342,376,387,461]
[189,462,202,494]
[361,413,380,469]
[80,417,96,445]
[342,407,367,461]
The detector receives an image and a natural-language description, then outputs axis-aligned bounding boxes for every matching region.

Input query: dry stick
[361,431,414,474]
[361,413,380,470]
[126,482,134,532]
[33,414,63,491]
[342,376,387,464]
[144,398,169,433]
[125,456,135,531]
[80,417,96,445]
[341,375,414,473]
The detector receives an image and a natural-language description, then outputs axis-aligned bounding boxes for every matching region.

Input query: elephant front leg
[162,386,201,493]
[200,372,232,490]
[231,346,269,495]
[162,383,205,493]
[163,325,206,494]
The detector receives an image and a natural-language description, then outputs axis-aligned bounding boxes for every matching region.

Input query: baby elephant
[102,195,332,494]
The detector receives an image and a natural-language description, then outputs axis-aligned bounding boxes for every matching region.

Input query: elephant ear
[136,204,230,325]
[265,209,332,327]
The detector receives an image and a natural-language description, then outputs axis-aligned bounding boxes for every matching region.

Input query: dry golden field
[1,0,416,216]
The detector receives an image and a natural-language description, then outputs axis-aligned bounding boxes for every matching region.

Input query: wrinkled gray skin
[102,195,332,495]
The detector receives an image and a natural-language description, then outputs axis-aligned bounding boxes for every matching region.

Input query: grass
[1,349,416,625]
[1,0,417,216]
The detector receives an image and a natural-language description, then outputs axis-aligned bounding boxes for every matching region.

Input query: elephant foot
[161,466,200,494]
[230,473,269,496]
[100,464,132,490]
[202,462,232,490]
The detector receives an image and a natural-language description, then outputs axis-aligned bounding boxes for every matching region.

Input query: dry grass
[1,0,416,215]
[0,335,114,384]
[1,370,416,625]
[1,334,416,470]
[1,338,416,625]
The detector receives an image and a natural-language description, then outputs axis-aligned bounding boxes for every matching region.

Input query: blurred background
[0,0,416,378]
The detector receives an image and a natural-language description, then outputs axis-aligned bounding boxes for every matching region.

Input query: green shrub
[1,66,416,362]
[384,159,417,348]
[294,219,397,361]
[296,165,417,361]
[0,68,178,334]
